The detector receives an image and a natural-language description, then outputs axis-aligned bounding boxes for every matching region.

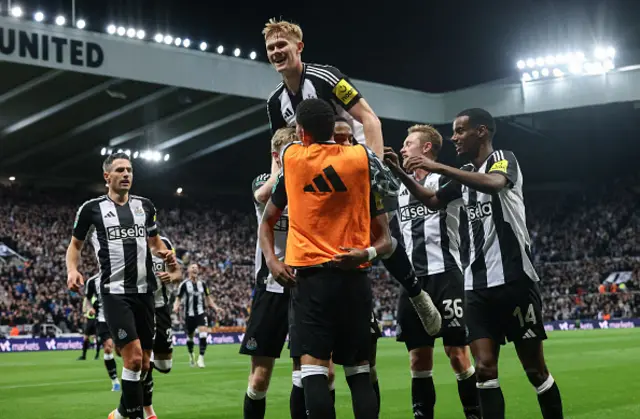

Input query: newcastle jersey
[152,236,176,308]
[460,150,539,290]
[74,195,159,295]
[84,273,105,322]
[252,173,288,294]
[396,172,464,277]
[267,63,365,144]
[178,279,210,317]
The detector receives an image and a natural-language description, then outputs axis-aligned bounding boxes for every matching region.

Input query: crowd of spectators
[0,177,638,335]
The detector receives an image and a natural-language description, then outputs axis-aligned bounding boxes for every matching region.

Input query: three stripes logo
[522,329,537,339]
[303,165,348,193]
[104,211,116,218]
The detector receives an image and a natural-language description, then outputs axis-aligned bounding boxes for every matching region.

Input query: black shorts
[466,277,548,345]
[102,293,155,351]
[185,314,207,335]
[397,269,467,351]
[153,305,173,355]
[84,318,97,336]
[97,321,112,342]
[240,287,290,358]
[290,267,372,366]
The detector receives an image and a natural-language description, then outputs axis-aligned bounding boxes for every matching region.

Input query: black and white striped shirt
[152,236,175,308]
[460,150,539,290]
[395,173,464,277]
[84,273,105,322]
[267,63,364,144]
[178,279,210,317]
[73,195,158,295]
[252,173,288,294]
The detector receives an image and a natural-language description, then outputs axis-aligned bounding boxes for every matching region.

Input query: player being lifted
[384,125,480,418]
[66,152,180,419]
[143,235,180,419]
[84,271,121,392]
[174,264,220,368]
[263,18,441,337]
[388,108,563,419]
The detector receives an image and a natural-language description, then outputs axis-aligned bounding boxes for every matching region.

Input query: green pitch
[1,329,639,418]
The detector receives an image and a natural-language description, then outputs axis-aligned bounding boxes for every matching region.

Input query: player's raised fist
[67,270,84,292]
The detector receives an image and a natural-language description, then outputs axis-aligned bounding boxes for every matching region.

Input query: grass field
[1,328,639,418]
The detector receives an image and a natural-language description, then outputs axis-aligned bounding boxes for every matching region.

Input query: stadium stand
[1,173,638,337]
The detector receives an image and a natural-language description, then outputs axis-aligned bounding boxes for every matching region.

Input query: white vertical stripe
[129,199,149,293]
[99,200,125,294]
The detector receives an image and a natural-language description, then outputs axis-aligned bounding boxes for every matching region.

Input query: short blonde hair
[271,127,297,153]
[262,18,303,42]
[408,124,443,157]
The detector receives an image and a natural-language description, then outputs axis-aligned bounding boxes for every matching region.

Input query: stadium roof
[1,17,640,198]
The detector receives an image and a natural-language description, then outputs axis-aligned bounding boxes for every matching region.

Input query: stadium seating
[1,179,638,335]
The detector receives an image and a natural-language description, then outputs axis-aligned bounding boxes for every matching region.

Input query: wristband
[366,247,377,261]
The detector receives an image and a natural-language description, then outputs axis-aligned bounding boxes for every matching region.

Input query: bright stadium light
[233,48,241,57]
[607,47,616,58]
[541,68,550,77]
[9,176,16,182]
[10,6,23,18]
[154,33,163,43]
[522,72,532,82]
[526,58,535,68]
[249,51,257,60]
[603,59,615,71]
[532,70,540,79]
[124,149,131,156]
[174,37,182,46]
[117,149,123,153]
[163,154,170,161]
[34,12,45,22]
[55,15,66,26]
[76,19,86,29]
[519,46,617,83]
[199,42,208,51]
[100,147,107,156]
[569,63,582,74]
[107,149,113,155]
[133,151,139,159]
[217,45,224,54]
[152,151,162,162]
[117,26,126,36]
[183,39,191,48]
[164,35,173,45]
[552,68,564,77]
[107,24,117,34]
[594,46,607,60]
[176,187,183,195]
[126,28,136,38]
[136,30,146,40]
[535,57,544,67]
[545,55,555,65]
[516,60,525,69]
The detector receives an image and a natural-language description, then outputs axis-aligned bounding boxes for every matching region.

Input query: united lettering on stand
[0,26,104,68]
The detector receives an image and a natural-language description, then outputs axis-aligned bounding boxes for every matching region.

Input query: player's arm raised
[349,99,383,157]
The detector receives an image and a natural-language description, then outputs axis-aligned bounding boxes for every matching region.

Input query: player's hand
[383,147,401,172]
[88,308,96,316]
[404,155,437,173]
[332,247,369,269]
[267,259,296,288]
[67,270,84,292]
[157,249,177,266]
[157,270,181,284]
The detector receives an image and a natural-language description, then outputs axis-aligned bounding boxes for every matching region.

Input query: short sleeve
[435,176,463,205]
[144,199,159,237]
[309,65,362,111]
[72,201,94,241]
[270,170,288,210]
[487,150,519,189]
[161,237,174,253]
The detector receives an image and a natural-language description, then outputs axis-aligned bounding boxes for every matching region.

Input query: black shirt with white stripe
[84,273,105,322]
[178,279,210,317]
[460,150,539,290]
[267,63,365,144]
[252,173,288,293]
[395,172,464,277]
[152,236,176,308]
[73,195,159,295]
